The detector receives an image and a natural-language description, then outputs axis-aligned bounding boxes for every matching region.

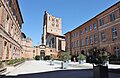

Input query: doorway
[40,50,45,60]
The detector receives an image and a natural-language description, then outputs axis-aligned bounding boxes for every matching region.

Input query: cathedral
[40,11,66,59]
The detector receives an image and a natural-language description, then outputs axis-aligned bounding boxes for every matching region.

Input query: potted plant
[59,52,71,69]
[77,54,86,64]
[89,47,109,78]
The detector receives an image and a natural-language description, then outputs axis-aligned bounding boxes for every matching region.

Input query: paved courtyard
[0,60,120,78]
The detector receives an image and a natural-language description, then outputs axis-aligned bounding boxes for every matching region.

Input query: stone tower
[41,11,65,59]
[42,11,62,45]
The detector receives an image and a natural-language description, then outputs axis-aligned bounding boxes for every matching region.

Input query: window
[85,27,89,32]
[49,17,50,20]
[94,34,98,43]
[7,15,9,21]
[58,40,61,50]
[71,42,73,48]
[76,32,78,37]
[52,18,54,21]
[99,19,104,26]
[71,34,73,39]
[65,37,67,41]
[51,38,55,48]
[52,23,54,26]
[110,14,116,21]
[72,34,74,38]
[8,0,11,7]
[74,33,75,38]
[89,25,92,31]
[112,27,117,40]
[90,35,93,44]
[12,8,16,16]
[114,47,119,57]
[6,15,9,33]
[81,39,84,46]
[86,37,88,45]
[56,24,59,27]
[119,7,120,15]
[80,29,83,35]
[56,19,59,22]
[74,32,78,38]
[101,32,106,42]
[74,41,77,47]
[93,22,97,29]
[77,40,80,47]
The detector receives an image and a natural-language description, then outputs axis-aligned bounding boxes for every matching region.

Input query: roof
[47,33,65,39]
[16,0,24,23]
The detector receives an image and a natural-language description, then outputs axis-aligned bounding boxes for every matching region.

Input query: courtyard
[0,60,120,78]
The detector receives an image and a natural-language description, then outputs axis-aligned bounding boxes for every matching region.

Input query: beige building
[0,0,23,61]
[21,33,34,59]
[41,11,66,59]
[33,46,40,57]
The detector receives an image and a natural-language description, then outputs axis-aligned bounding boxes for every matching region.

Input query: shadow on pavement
[109,68,120,74]
[0,69,93,78]
[0,69,120,78]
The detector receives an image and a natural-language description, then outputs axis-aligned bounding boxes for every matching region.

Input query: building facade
[65,2,120,58]
[0,0,23,61]
[21,33,34,59]
[41,11,65,59]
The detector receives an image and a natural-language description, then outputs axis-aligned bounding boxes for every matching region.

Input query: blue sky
[18,0,119,45]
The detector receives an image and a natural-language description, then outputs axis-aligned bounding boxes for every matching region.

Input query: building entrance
[40,50,45,60]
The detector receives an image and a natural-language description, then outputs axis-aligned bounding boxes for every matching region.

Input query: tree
[59,52,71,61]
[77,54,86,61]
[89,47,109,66]
[89,47,109,78]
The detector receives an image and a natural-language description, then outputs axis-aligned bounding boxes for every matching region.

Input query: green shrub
[35,55,40,60]
[59,52,71,61]
[6,60,11,65]
[77,54,86,61]
[6,58,25,65]
[0,61,3,68]
[44,55,50,60]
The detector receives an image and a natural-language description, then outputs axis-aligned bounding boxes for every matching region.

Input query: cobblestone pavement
[0,60,120,78]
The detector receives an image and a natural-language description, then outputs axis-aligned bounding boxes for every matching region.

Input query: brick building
[65,2,120,58]
[0,0,23,61]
